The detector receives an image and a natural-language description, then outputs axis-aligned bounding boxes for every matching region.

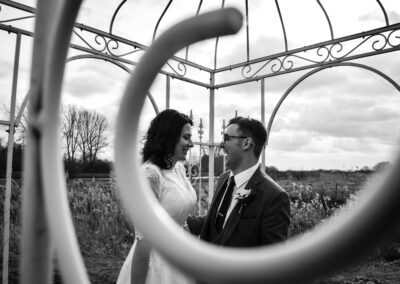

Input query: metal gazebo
[1,0,400,283]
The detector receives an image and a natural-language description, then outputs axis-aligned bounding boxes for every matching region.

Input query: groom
[187,116,290,247]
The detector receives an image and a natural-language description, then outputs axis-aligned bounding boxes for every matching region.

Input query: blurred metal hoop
[21,0,89,283]
[114,7,400,284]
[21,1,400,284]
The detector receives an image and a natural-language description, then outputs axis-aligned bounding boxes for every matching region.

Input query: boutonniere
[235,188,253,214]
[235,188,251,202]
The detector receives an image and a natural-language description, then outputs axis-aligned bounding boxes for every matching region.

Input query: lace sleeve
[134,165,162,240]
[176,162,188,179]
[142,165,161,199]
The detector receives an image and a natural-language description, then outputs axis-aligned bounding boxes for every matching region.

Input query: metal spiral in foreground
[23,1,400,283]
[114,7,400,284]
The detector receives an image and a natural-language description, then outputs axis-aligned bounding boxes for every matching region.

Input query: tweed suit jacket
[187,166,291,247]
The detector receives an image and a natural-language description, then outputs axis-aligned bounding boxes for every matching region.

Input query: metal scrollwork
[166,61,187,77]
[73,29,142,58]
[239,29,400,80]
[73,30,106,52]
[329,42,344,59]
[329,34,385,60]
[370,33,387,51]
[388,29,400,47]
[241,59,278,78]
[241,64,252,78]
[106,38,119,55]
[281,55,294,71]
[93,34,108,52]
[270,58,283,73]
[71,0,141,58]
[105,38,140,57]
[285,54,326,68]
[316,45,330,62]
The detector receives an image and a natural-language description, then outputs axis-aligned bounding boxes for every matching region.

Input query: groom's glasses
[222,134,248,143]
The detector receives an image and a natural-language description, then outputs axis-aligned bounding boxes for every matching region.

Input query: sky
[0,0,400,171]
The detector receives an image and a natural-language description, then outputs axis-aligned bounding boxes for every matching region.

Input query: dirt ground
[81,257,400,284]
[313,259,400,284]
[6,253,400,283]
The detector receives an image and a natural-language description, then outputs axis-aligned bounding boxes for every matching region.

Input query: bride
[117,109,197,284]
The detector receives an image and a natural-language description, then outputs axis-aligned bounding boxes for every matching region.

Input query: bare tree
[62,106,110,169]
[76,109,110,165]
[62,105,80,164]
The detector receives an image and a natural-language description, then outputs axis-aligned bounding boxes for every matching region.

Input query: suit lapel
[200,173,230,239]
[220,202,242,242]
[212,173,230,206]
[220,166,263,244]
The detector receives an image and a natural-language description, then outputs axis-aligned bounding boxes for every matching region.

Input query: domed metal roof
[1,0,399,89]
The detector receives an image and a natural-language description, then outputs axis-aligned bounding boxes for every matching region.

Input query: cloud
[359,11,387,26]
[359,9,400,26]
[64,60,129,99]
[0,58,12,78]
[64,72,114,98]
[332,137,378,153]
[267,130,313,152]
[359,52,400,86]
[272,95,400,143]
[388,11,400,23]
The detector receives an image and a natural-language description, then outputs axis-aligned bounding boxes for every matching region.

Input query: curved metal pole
[152,0,173,42]
[21,0,60,283]
[22,0,90,283]
[18,2,400,284]
[66,54,159,114]
[266,62,400,144]
[213,0,226,69]
[275,0,288,52]
[260,78,266,171]
[316,0,334,40]
[245,0,250,61]
[115,9,400,283]
[109,0,127,34]
[184,0,203,61]
[376,0,389,26]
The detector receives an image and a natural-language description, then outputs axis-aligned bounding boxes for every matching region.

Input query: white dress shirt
[218,163,260,228]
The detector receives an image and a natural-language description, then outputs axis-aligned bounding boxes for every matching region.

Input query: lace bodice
[117,161,197,284]
[142,161,197,226]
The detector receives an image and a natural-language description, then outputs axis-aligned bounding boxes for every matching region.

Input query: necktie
[215,176,235,232]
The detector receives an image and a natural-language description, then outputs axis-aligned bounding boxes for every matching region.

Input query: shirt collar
[230,163,259,188]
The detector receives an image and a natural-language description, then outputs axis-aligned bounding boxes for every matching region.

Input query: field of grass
[1,171,400,283]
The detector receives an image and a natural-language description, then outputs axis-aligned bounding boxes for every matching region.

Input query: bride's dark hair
[142,109,193,170]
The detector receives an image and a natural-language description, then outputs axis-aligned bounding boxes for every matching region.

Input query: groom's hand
[186,215,205,236]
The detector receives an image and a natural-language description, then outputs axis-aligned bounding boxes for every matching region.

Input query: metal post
[2,32,20,284]
[198,118,204,214]
[261,78,266,171]
[188,110,193,182]
[221,119,226,172]
[166,75,170,109]
[208,73,215,202]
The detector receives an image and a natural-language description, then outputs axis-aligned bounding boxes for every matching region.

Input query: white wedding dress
[117,161,197,284]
